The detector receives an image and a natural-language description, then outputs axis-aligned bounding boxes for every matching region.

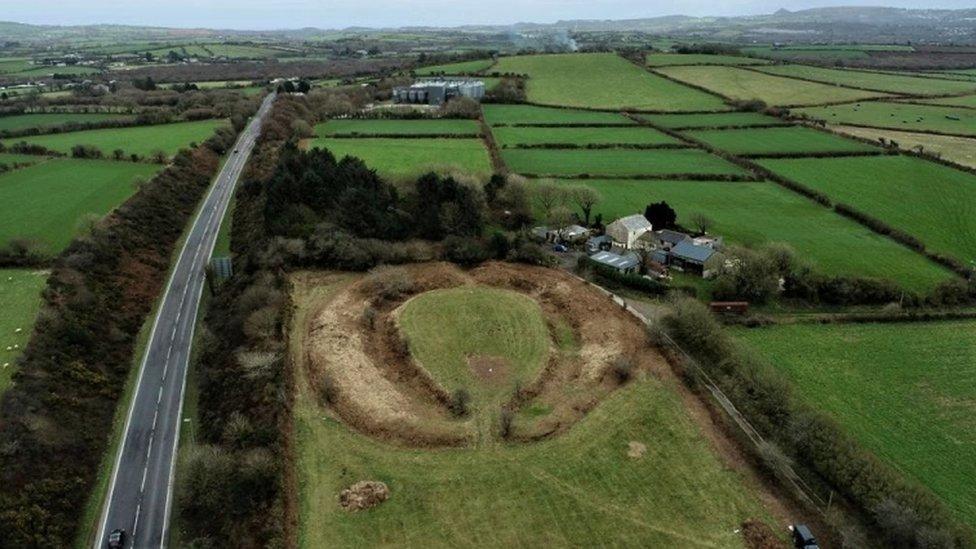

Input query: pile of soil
[627,441,647,459]
[339,481,390,511]
[741,519,785,549]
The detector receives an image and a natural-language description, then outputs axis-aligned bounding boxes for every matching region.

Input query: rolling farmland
[308,137,492,179]
[416,58,495,75]
[645,53,771,66]
[686,126,879,155]
[492,126,679,147]
[638,111,788,129]
[794,101,976,136]
[756,65,976,96]
[654,65,887,106]
[493,53,728,111]
[0,158,160,252]
[315,118,481,136]
[0,268,47,395]
[0,112,135,133]
[759,155,976,263]
[482,104,634,126]
[1,119,227,158]
[736,321,976,527]
[501,148,747,177]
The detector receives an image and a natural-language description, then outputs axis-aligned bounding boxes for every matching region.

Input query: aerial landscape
[0,1,975,548]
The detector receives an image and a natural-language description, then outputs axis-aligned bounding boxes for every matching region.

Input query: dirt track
[302,261,670,447]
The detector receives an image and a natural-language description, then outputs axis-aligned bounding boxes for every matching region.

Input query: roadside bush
[442,235,489,267]
[362,265,415,300]
[611,356,634,383]
[661,296,973,548]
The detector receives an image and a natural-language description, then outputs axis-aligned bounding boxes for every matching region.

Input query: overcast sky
[4,0,971,30]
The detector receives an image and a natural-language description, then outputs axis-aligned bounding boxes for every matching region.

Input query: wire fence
[575,273,829,515]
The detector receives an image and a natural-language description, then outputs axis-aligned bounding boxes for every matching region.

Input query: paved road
[94,92,276,549]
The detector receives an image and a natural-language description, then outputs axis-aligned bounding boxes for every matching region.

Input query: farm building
[586,234,613,254]
[670,241,721,276]
[606,214,652,249]
[392,79,486,105]
[590,251,640,274]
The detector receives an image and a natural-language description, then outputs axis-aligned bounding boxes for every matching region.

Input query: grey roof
[609,214,652,233]
[591,251,640,270]
[671,241,716,263]
[588,234,613,244]
[562,224,589,237]
[655,229,691,245]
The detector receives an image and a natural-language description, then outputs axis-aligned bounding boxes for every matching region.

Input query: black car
[792,523,818,548]
[107,528,125,549]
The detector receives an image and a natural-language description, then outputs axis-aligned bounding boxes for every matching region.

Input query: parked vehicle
[791,524,818,548]
[552,244,568,253]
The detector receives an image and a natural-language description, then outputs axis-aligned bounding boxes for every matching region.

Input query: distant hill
[4,6,976,45]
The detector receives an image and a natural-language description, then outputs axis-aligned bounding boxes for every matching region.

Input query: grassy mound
[399,287,549,405]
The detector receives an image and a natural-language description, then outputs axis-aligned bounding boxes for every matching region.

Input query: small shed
[590,251,640,274]
[586,234,613,254]
[709,301,749,315]
[605,214,652,249]
[554,224,590,243]
[652,229,691,250]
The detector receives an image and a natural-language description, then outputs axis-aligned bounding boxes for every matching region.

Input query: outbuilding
[670,241,720,277]
[590,251,640,274]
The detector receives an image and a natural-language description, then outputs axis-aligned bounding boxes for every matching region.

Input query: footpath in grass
[482,104,634,126]
[292,277,780,548]
[794,101,976,136]
[686,126,879,155]
[492,126,679,147]
[0,112,135,133]
[501,148,747,177]
[307,137,492,180]
[655,65,886,106]
[1,119,227,158]
[0,158,160,253]
[315,119,481,136]
[735,321,976,527]
[756,65,976,96]
[0,268,47,396]
[493,53,728,111]
[548,179,953,291]
[759,155,976,264]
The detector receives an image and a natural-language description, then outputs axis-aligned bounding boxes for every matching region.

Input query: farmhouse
[393,79,486,105]
[590,250,640,274]
[606,214,652,249]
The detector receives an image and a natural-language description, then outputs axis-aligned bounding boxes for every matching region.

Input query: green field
[2,119,226,158]
[400,287,549,407]
[833,125,976,169]
[908,94,976,108]
[0,113,134,133]
[655,65,886,106]
[638,111,789,129]
[493,53,728,111]
[0,153,46,166]
[0,57,32,74]
[316,119,481,136]
[9,65,101,78]
[759,155,976,264]
[547,179,952,290]
[0,159,160,252]
[293,277,779,548]
[482,104,634,126]
[0,269,47,395]
[645,53,770,66]
[416,58,495,75]
[501,148,747,177]
[735,321,976,527]
[492,126,679,147]
[686,126,879,155]
[756,65,976,96]
[795,102,976,136]
[307,137,492,180]
[205,43,282,58]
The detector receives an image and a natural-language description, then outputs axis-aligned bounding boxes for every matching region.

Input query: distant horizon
[3,1,975,32]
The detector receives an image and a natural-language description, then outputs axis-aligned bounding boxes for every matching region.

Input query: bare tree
[532,181,568,220]
[689,212,714,235]
[548,206,576,241]
[568,185,601,226]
